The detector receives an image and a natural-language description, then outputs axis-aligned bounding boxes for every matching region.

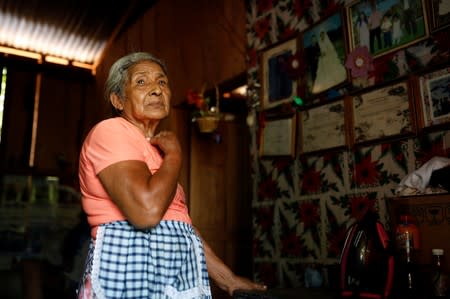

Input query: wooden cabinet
[388,193,450,272]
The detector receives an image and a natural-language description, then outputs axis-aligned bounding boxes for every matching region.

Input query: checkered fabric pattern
[78,220,212,299]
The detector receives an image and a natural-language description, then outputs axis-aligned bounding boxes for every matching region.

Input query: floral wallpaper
[246,0,450,288]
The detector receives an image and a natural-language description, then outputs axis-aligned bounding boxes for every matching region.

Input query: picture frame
[346,0,429,58]
[301,9,349,98]
[429,0,450,32]
[260,37,299,110]
[416,66,450,129]
[348,79,416,145]
[298,98,348,154]
[259,115,296,157]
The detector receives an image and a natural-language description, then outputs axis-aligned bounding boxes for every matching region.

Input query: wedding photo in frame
[429,0,450,32]
[301,9,349,98]
[260,37,299,110]
[416,66,450,129]
[259,115,296,157]
[348,79,416,145]
[298,98,348,154]
[346,0,429,58]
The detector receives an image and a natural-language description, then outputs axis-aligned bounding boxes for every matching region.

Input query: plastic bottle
[395,214,421,292]
[431,248,448,297]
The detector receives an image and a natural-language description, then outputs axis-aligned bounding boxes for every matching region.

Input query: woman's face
[119,60,171,123]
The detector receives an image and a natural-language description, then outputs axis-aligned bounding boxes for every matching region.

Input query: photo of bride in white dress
[312,30,347,94]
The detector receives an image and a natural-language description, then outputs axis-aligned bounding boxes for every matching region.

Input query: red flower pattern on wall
[354,154,380,186]
[257,0,273,14]
[255,206,274,231]
[281,231,302,257]
[300,167,321,194]
[247,48,258,68]
[254,16,271,39]
[350,195,376,220]
[280,27,296,41]
[258,177,280,201]
[293,0,313,23]
[327,226,348,258]
[247,0,450,289]
[299,201,320,230]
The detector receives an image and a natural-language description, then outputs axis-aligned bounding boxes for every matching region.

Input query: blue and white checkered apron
[77,220,212,299]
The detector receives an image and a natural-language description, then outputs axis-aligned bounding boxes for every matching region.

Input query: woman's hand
[197,228,267,296]
[149,131,181,156]
[224,274,268,296]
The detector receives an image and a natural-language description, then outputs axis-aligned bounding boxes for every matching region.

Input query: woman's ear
[110,93,124,111]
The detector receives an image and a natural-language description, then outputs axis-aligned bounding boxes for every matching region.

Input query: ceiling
[0,0,157,72]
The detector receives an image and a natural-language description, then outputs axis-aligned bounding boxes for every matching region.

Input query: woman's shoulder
[84,117,135,144]
[95,117,126,128]
[91,117,133,134]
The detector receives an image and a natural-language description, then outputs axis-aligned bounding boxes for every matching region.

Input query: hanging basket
[197,115,220,133]
[195,83,221,133]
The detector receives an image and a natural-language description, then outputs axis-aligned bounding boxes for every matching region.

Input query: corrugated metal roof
[0,0,156,71]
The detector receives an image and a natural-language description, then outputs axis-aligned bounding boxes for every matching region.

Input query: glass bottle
[431,248,448,298]
[395,214,420,293]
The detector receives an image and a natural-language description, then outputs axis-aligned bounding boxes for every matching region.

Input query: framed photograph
[301,10,349,98]
[346,0,429,58]
[298,99,348,154]
[429,0,450,32]
[416,66,450,128]
[260,115,296,157]
[260,37,299,110]
[348,80,416,145]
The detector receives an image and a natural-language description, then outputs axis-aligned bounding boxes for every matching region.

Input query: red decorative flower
[345,46,374,78]
[186,89,205,110]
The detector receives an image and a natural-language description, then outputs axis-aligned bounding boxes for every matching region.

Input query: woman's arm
[98,131,182,229]
[195,228,267,296]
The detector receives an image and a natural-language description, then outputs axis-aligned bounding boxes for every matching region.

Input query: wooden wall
[94,0,248,191]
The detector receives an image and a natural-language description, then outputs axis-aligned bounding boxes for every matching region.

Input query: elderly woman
[77,52,266,298]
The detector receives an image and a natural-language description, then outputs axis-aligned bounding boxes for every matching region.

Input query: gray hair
[104,52,168,113]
